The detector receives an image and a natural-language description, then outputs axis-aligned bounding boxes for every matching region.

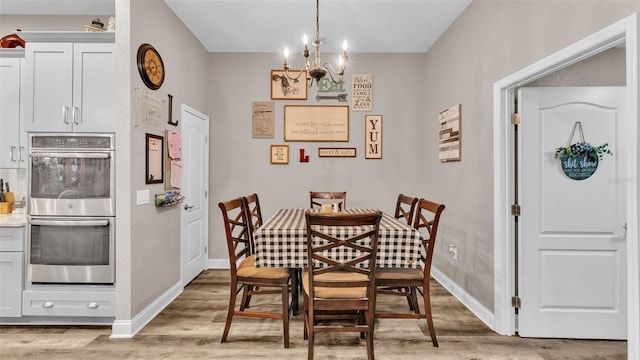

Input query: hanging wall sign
[352,74,373,111]
[560,155,598,180]
[365,114,382,159]
[439,104,461,162]
[553,121,612,181]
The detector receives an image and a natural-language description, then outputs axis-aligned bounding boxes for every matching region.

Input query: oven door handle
[30,219,110,227]
[30,152,111,159]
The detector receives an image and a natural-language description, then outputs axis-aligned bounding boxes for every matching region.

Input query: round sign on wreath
[553,122,612,181]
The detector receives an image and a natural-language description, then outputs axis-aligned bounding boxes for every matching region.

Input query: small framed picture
[271,70,308,100]
[270,145,289,164]
[145,133,164,184]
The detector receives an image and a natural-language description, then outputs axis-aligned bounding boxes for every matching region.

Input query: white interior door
[181,104,209,286]
[519,87,627,339]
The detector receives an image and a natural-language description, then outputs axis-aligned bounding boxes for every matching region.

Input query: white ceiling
[0,0,471,53]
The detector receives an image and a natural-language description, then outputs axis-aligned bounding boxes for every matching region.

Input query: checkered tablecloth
[254,208,421,268]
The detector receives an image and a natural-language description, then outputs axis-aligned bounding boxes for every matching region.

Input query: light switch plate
[136,189,150,205]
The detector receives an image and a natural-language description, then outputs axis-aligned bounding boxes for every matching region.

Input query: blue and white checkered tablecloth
[254,208,421,268]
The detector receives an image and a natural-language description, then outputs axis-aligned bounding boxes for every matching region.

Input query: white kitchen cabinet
[0,226,25,317]
[22,289,115,317]
[22,32,115,133]
[0,51,27,169]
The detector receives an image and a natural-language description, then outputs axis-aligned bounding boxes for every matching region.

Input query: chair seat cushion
[237,255,290,279]
[376,267,424,280]
[302,270,368,299]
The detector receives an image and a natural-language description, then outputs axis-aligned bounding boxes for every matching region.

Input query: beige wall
[207,52,429,264]
[422,0,639,310]
[127,0,210,316]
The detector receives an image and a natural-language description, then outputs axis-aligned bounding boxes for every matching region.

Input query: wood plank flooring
[0,269,627,359]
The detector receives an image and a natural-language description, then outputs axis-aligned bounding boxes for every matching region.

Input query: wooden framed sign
[439,104,461,162]
[284,105,349,142]
[270,145,289,164]
[365,115,382,159]
[318,147,357,158]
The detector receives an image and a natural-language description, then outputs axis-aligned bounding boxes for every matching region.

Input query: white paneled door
[518,87,627,339]
[181,105,209,287]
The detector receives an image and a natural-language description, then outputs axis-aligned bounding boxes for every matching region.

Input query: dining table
[253,208,423,314]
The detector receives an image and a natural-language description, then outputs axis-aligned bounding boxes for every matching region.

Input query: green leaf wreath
[554,142,612,162]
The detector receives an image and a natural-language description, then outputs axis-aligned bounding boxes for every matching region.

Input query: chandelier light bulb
[303,34,309,45]
[342,40,348,51]
[284,47,289,58]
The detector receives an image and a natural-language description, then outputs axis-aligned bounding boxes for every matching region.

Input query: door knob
[184,204,194,210]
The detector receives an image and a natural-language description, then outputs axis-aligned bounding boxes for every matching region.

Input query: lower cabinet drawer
[22,290,115,317]
[0,227,24,252]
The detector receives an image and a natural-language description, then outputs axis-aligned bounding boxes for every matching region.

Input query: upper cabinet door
[24,42,74,132]
[0,56,26,168]
[72,43,115,133]
[24,38,115,133]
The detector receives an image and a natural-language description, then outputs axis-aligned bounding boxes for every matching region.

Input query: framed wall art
[352,74,373,111]
[318,148,357,158]
[438,104,461,162]
[270,145,289,164]
[271,70,307,100]
[146,133,164,184]
[284,105,349,142]
[365,115,382,159]
[252,101,275,138]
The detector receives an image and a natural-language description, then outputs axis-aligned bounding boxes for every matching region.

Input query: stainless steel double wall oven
[27,134,115,284]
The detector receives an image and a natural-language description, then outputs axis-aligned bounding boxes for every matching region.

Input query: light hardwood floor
[0,269,627,359]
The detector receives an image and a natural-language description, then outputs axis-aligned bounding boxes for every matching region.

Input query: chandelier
[282,0,348,86]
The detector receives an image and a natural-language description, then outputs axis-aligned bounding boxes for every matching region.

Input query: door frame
[492,12,638,358]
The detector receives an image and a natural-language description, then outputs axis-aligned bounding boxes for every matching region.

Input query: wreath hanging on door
[553,121,612,180]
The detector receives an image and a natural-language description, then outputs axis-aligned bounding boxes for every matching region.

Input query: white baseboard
[208,258,229,269]
[110,280,183,338]
[431,266,497,332]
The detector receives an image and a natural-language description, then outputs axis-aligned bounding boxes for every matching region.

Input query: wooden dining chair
[394,194,419,226]
[303,210,382,360]
[244,193,263,239]
[382,193,420,310]
[239,193,264,310]
[309,191,347,210]
[218,197,292,348]
[375,198,445,347]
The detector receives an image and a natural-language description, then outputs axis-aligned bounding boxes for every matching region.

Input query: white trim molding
[431,267,495,330]
[208,258,230,269]
[492,12,638,359]
[110,280,183,338]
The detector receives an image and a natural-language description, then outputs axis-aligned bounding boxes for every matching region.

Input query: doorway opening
[492,12,638,357]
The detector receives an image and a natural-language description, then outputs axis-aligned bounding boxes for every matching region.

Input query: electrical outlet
[448,244,458,261]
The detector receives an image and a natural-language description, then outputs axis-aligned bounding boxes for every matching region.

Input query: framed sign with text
[365,115,382,159]
[318,147,357,158]
[284,105,349,142]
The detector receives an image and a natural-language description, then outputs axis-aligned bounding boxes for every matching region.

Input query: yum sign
[365,115,382,159]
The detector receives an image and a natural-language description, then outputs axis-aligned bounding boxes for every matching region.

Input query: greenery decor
[554,142,612,162]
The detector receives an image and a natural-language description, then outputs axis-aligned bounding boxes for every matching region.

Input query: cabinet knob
[87,302,99,309]
[42,301,54,308]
